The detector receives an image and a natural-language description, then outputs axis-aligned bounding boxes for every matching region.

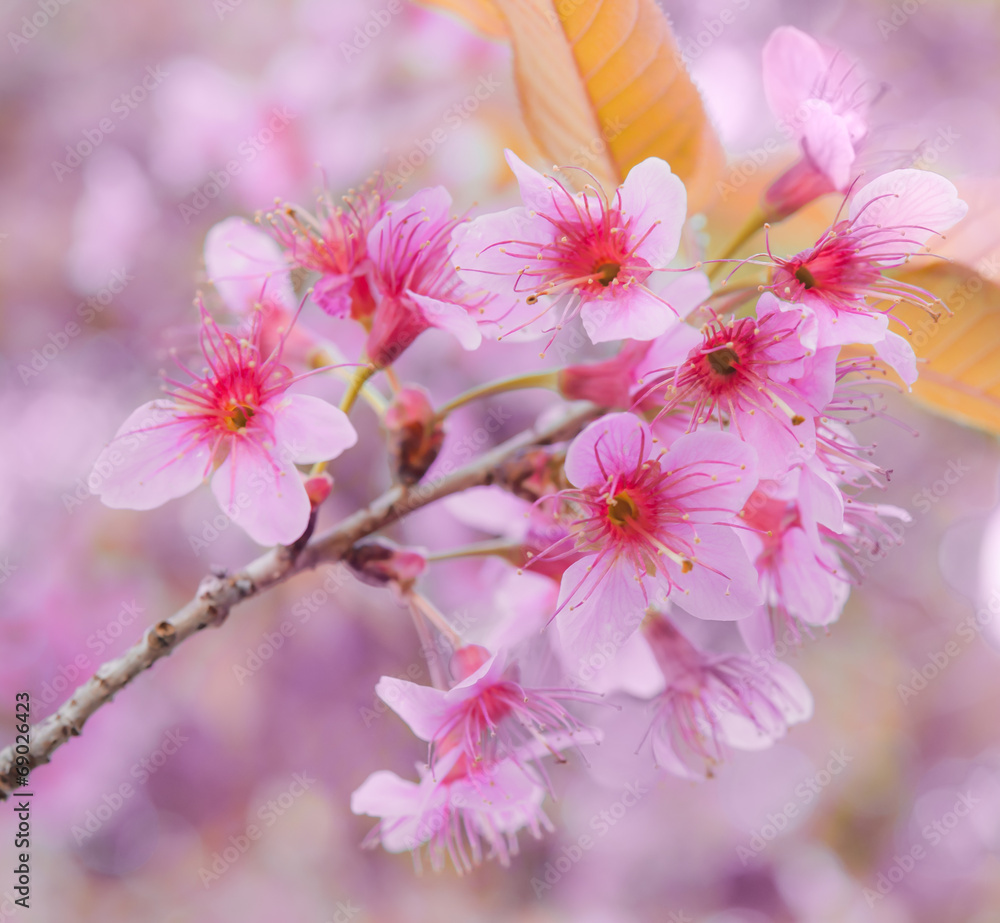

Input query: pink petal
[572,630,666,697]
[204,217,295,314]
[580,285,678,343]
[350,769,422,818]
[92,400,211,510]
[210,437,310,546]
[779,527,848,626]
[669,524,762,620]
[375,677,449,741]
[800,101,856,189]
[762,27,826,128]
[443,486,531,539]
[662,431,758,519]
[556,554,650,666]
[873,329,918,387]
[636,321,704,379]
[617,157,686,266]
[408,292,483,351]
[564,412,650,487]
[272,393,358,464]
[452,207,546,293]
[849,169,968,260]
[504,149,562,215]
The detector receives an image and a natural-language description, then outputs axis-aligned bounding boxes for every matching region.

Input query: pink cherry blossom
[375,644,597,771]
[204,216,316,363]
[641,615,813,779]
[453,150,689,347]
[769,169,968,383]
[762,26,869,219]
[544,413,761,665]
[351,748,553,874]
[266,177,387,321]
[736,480,850,656]
[365,185,487,367]
[91,305,357,546]
[637,293,836,477]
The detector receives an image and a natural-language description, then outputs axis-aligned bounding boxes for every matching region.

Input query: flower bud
[304,472,333,508]
[558,341,650,408]
[345,538,426,590]
[383,386,445,485]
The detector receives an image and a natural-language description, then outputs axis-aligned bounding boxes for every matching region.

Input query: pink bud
[558,341,650,408]
[345,538,426,589]
[383,386,445,485]
[450,644,492,681]
[304,473,333,508]
[763,158,837,223]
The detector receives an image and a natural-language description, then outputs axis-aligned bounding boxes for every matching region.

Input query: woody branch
[0,402,598,800]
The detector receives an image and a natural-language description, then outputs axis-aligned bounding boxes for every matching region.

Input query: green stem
[340,363,378,415]
[435,370,560,420]
[425,539,525,564]
[308,363,379,478]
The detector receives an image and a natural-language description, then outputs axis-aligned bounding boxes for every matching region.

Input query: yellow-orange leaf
[422,0,725,212]
[889,263,1000,435]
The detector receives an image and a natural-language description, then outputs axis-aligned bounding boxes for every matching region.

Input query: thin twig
[0,402,600,800]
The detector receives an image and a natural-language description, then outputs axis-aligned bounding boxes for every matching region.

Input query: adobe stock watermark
[563,116,625,172]
[383,74,501,186]
[0,556,18,587]
[198,772,316,886]
[530,780,650,896]
[322,902,362,923]
[911,126,959,171]
[737,748,853,865]
[62,402,172,511]
[70,728,189,845]
[50,65,169,181]
[18,268,134,384]
[674,0,751,67]
[855,458,971,575]
[897,587,1000,705]
[36,599,146,713]
[8,0,74,54]
[877,0,931,41]
[863,789,980,907]
[340,0,403,61]
[232,565,352,685]
[177,106,297,224]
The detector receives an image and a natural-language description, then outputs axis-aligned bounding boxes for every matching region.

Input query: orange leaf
[889,263,1000,435]
[426,0,725,212]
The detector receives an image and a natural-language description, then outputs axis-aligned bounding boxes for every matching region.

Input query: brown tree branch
[0,402,599,800]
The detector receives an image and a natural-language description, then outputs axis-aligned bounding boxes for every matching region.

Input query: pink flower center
[772,224,883,309]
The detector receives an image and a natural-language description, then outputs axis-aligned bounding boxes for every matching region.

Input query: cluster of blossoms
[90,26,967,873]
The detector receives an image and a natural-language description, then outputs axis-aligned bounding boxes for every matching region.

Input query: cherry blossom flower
[204,216,315,363]
[762,26,869,219]
[641,615,813,779]
[736,479,850,656]
[91,306,357,546]
[375,644,597,771]
[365,185,487,367]
[351,748,553,874]
[637,293,836,477]
[545,413,761,665]
[769,168,967,383]
[453,149,689,347]
[266,177,387,321]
